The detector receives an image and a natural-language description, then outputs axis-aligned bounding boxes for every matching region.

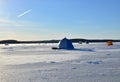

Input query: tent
[85,41,89,44]
[58,37,74,49]
[106,41,113,46]
[79,41,82,44]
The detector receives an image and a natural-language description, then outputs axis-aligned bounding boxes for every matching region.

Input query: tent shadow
[55,48,94,52]
[73,48,94,52]
[51,47,94,52]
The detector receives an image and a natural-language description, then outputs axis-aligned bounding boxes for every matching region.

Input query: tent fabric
[58,38,74,49]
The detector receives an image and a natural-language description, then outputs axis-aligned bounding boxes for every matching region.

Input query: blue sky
[0,0,120,40]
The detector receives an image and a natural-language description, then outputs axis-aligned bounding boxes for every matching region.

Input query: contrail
[17,9,32,18]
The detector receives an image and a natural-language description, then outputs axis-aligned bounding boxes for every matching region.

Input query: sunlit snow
[0,42,120,82]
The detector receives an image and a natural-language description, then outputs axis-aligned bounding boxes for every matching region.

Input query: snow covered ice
[0,42,120,82]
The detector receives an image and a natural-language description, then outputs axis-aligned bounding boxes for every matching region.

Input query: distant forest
[0,39,120,44]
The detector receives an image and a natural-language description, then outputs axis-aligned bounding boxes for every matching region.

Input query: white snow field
[0,42,120,82]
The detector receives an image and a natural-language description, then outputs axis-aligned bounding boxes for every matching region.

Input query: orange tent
[106,41,113,46]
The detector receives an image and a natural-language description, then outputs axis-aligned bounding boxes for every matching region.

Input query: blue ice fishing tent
[58,37,74,49]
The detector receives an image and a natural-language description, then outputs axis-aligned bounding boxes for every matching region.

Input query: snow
[0,42,120,82]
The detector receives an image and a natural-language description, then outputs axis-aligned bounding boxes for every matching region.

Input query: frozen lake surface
[0,42,120,82]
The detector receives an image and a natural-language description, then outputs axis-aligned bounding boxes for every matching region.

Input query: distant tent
[79,41,82,44]
[58,37,74,49]
[5,43,9,46]
[106,41,113,46]
[85,41,89,44]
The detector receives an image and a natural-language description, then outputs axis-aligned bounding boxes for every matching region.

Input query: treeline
[70,39,120,43]
[0,40,59,44]
[0,39,120,44]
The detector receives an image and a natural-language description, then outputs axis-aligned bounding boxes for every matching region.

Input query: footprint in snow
[106,54,111,56]
[87,60,102,64]
[72,67,77,70]
[50,61,56,63]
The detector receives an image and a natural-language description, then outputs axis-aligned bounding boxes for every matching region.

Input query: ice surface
[0,42,120,82]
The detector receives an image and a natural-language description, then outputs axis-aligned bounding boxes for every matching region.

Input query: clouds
[0,18,24,27]
[17,9,32,18]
